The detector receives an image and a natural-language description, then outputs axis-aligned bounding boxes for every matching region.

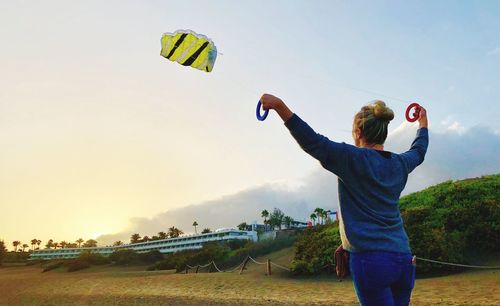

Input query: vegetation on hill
[291,174,500,275]
[2,251,30,264]
[41,251,110,272]
[290,223,341,275]
[400,174,499,272]
[109,249,164,265]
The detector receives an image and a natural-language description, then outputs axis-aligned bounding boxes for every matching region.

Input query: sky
[1,1,499,249]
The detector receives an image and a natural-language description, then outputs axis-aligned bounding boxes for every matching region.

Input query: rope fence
[270,261,291,272]
[182,255,291,275]
[415,257,500,269]
[181,254,500,276]
[248,256,266,265]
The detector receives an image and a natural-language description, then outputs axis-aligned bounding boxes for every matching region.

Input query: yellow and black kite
[160,29,217,72]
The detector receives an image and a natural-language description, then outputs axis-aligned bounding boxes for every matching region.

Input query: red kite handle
[405,103,421,122]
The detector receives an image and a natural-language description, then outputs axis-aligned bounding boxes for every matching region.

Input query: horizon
[1,1,500,250]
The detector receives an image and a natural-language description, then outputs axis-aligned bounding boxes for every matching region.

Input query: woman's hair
[353,100,394,145]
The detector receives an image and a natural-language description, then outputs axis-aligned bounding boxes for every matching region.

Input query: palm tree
[175,228,184,237]
[59,241,68,249]
[36,239,41,250]
[31,239,38,251]
[192,221,198,234]
[113,241,123,246]
[142,236,150,242]
[76,238,84,248]
[283,216,294,229]
[310,213,317,225]
[45,239,54,249]
[168,226,175,238]
[12,241,21,252]
[52,242,59,249]
[237,222,248,231]
[21,244,29,252]
[314,208,324,225]
[261,209,269,230]
[261,209,269,224]
[130,233,141,244]
[158,232,167,239]
[201,228,211,234]
[83,239,97,248]
[0,240,7,261]
[322,210,328,224]
[168,226,183,238]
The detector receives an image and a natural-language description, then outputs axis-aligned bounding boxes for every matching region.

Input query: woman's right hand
[418,106,428,129]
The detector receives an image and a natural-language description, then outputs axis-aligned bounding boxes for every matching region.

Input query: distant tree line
[3,238,99,253]
[237,206,332,233]
[129,226,188,244]
[5,221,208,254]
[127,222,215,245]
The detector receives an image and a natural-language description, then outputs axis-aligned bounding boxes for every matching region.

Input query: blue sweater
[285,114,429,253]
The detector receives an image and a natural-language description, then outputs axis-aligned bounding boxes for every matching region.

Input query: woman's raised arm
[259,93,349,178]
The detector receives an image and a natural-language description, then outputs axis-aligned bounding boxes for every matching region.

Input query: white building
[30,229,257,260]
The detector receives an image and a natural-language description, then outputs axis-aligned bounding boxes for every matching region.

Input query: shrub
[109,249,139,265]
[26,259,45,266]
[77,252,110,265]
[110,249,163,265]
[67,261,90,272]
[226,239,248,250]
[138,250,164,264]
[3,251,30,263]
[42,261,63,272]
[146,265,157,271]
[290,223,340,275]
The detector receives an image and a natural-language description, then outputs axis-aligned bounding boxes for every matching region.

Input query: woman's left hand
[259,93,294,122]
[260,93,284,111]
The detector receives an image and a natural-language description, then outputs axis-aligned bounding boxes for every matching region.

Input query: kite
[160,29,217,72]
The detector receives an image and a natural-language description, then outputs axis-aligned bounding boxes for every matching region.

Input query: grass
[0,249,498,305]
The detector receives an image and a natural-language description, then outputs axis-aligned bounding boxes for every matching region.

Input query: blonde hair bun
[372,100,394,121]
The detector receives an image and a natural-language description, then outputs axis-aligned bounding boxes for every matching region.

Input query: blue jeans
[349,251,415,306]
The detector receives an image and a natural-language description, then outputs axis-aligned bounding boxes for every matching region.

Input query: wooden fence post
[239,257,250,275]
[195,265,199,273]
[267,259,272,276]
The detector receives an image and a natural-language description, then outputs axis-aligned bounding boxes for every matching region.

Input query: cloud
[97,170,338,245]
[385,121,500,193]
[439,117,466,135]
[97,122,500,246]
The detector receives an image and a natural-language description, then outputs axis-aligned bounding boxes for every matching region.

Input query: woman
[260,93,428,306]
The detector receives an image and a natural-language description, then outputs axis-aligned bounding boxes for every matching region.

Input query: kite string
[232,68,413,110]
[286,73,412,106]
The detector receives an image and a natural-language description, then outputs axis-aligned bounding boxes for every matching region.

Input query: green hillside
[400,174,500,272]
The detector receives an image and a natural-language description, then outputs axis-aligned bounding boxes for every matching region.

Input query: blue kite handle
[256,101,269,121]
